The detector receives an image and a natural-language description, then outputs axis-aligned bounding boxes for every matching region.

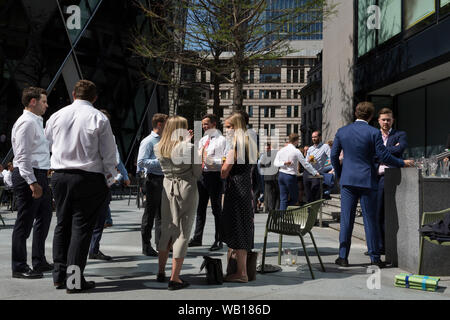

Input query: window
[404,0,435,29]
[293,69,299,83]
[294,106,299,118]
[287,69,291,83]
[270,124,276,135]
[270,107,276,118]
[300,68,305,83]
[264,107,269,117]
[243,90,247,99]
[287,90,291,99]
[249,90,254,99]
[379,0,402,44]
[293,90,299,99]
[442,0,450,16]
[248,106,253,117]
[358,0,376,57]
[294,124,299,133]
[287,106,292,117]
[264,124,269,135]
[250,70,254,83]
[260,73,281,83]
[287,124,292,135]
[201,70,206,83]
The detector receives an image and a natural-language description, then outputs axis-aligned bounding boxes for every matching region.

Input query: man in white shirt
[3,162,13,188]
[274,133,319,211]
[11,87,53,279]
[304,131,331,203]
[45,80,117,293]
[189,114,227,251]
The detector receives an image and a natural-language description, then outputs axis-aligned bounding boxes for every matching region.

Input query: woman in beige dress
[155,116,202,290]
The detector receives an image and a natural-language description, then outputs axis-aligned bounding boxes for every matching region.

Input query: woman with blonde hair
[221,112,258,283]
[155,115,202,290]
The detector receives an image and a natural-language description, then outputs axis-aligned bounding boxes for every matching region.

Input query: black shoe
[168,279,190,291]
[66,280,96,294]
[157,272,166,283]
[33,262,54,273]
[89,250,112,261]
[209,242,223,251]
[142,246,158,257]
[12,267,43,279]
[370,260,386,269]
[335,257,349,267]
[54,282,66,289]
[365,250,385,256]
[188,239,202,247]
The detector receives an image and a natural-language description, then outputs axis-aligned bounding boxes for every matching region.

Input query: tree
[177,84,208,129]
[133,0,336,111]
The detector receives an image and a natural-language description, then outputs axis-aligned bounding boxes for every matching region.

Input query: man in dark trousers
[331,102,413,268]
[137,113,168,256]
[189,114,227,251]
[258,143,279,212]
[370,108,408,256]
[45,80,117,293]
[11,87,53,279]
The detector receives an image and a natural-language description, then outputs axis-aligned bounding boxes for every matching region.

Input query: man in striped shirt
[304,131,330,203]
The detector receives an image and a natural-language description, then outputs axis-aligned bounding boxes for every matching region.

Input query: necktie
[202,137,211,169]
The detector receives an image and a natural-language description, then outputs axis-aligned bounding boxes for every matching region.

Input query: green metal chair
[418,208,450,275]
[260,199,326,279]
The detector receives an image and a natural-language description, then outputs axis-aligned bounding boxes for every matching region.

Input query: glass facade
[358,0,377,57]
[358,0,449,56]
[263,0,323,46]
[0,0,168,170]
[379,0,402,44]
[404,0,435,29]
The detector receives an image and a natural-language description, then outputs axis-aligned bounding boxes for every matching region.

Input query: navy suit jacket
[375,129,408,168]
[331,121,405,190]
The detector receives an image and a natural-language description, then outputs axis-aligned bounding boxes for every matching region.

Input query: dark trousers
[376,175,385,252]
[278,172,298,211]
[339,186,381,262]
[192,171,223,243]
[264,180,279,212]
[303,171,321,203]
[51,170,109,284]
[89,191,112,254]
[141,174,163,249]
[11,168,52,272]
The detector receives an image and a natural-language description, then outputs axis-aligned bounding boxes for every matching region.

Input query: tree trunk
[232,64,244,111]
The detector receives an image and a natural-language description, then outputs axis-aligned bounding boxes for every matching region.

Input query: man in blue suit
[372,108,408,256]
[331,102,414,268]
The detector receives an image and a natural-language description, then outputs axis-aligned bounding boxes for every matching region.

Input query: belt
[53,169,103,177]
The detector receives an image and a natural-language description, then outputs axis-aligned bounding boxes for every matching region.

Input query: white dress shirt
[274,143,318,176]
[378,128,392,175]
[198,129,227,172]
[3,169,12,187]
[12,110,51,184]
[44,99,117,179]
[306,142,331,172]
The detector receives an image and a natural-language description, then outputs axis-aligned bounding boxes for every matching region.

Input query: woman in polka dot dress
[220,112,258,283]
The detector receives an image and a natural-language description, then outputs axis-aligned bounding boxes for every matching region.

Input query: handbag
[200,256,223,285]
[226,250,258,281]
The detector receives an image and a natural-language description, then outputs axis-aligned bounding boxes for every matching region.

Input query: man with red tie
[189,114,227,251]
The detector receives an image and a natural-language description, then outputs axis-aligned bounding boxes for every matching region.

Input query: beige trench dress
[157,142,202,258]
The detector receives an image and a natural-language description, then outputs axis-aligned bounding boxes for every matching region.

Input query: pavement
[0,197,449,300]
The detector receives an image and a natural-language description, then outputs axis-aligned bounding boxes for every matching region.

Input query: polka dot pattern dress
[221,164,254,251]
